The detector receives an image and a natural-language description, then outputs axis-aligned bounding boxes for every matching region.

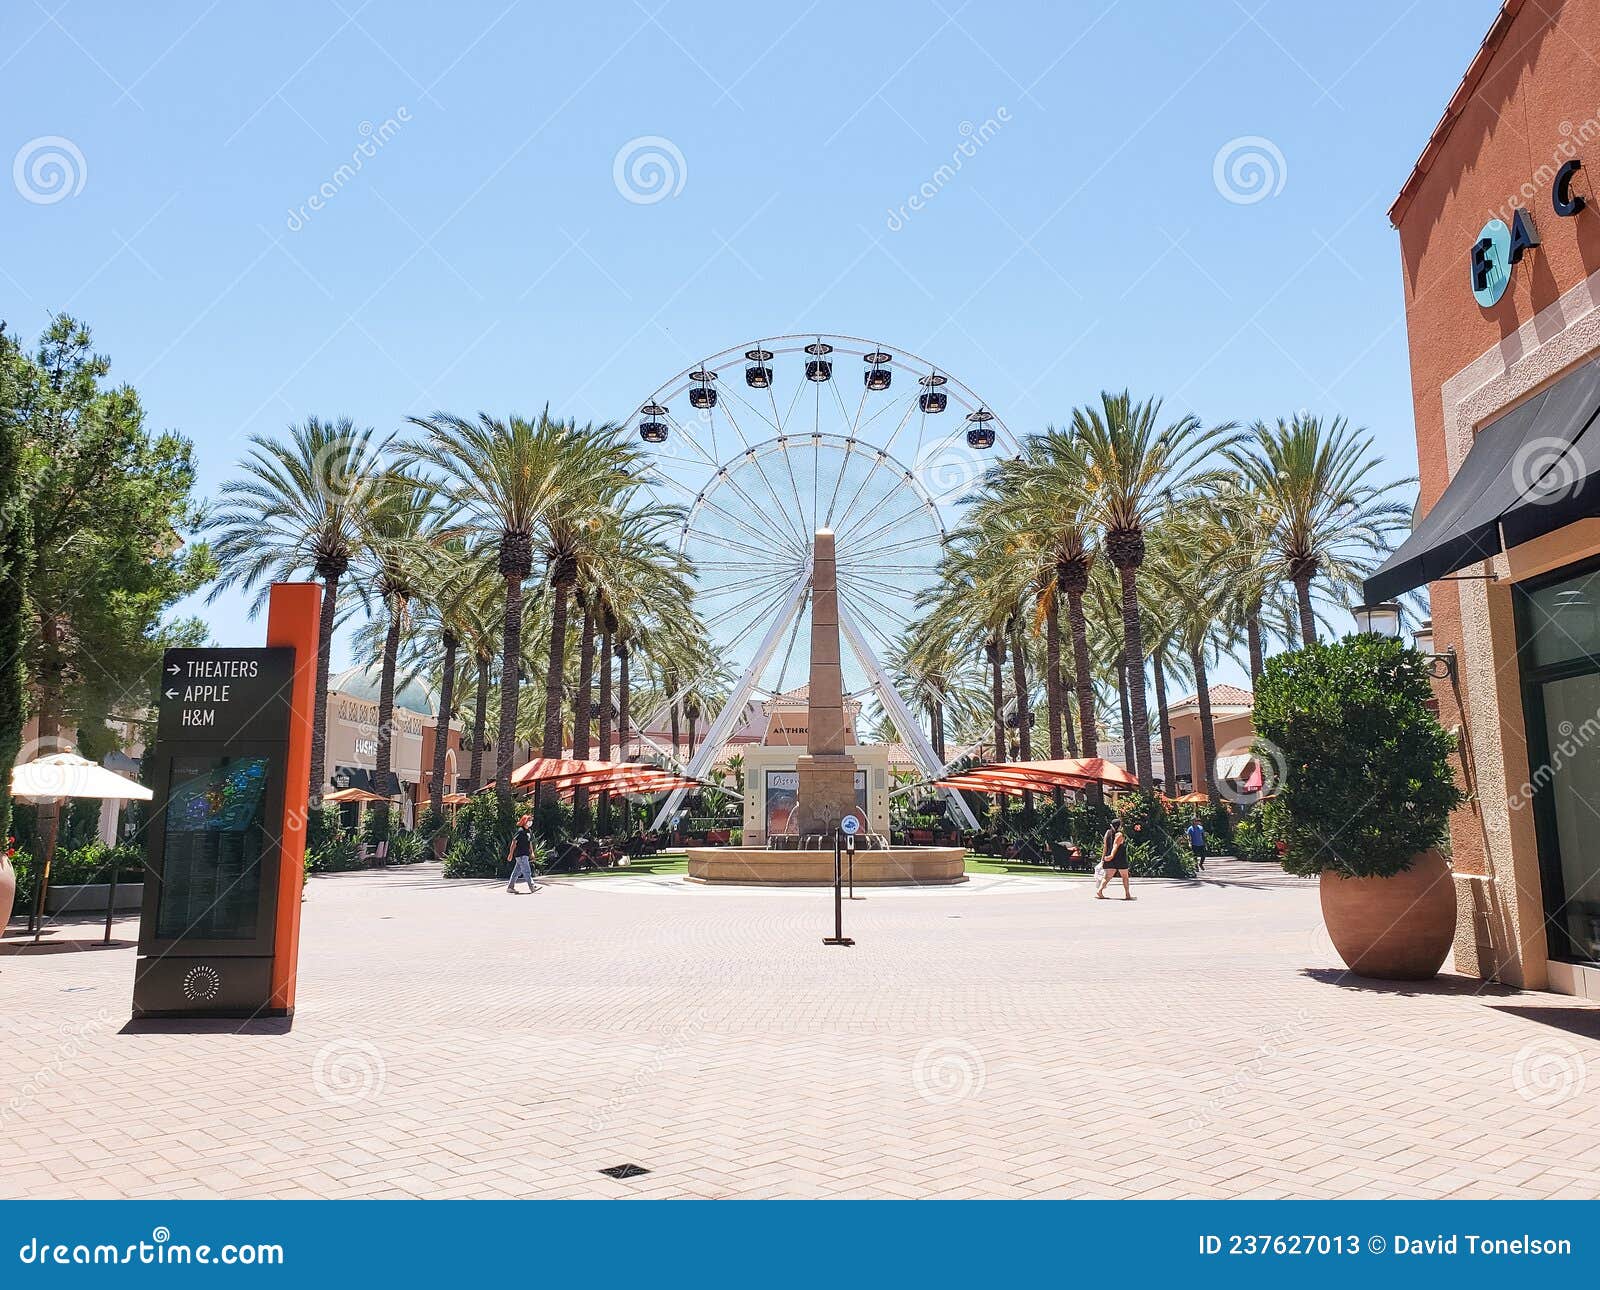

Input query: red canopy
[934,772,1027,797]
[937,758,1135,796]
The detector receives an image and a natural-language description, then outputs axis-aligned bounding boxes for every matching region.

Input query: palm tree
[350,476,450,833]
[204,418,387,802]
[1067,392,1237,790]
[530,423,640,802]
[405,411,595,807]
[1229,415,1412,647]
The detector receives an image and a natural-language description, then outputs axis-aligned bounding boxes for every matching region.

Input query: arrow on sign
[166,664,181,675]
[164,688,179,699]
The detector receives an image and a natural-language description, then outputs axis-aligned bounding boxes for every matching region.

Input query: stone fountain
[686,528,966,886]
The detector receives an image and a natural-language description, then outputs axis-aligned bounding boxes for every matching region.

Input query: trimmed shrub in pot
[1253,634,1464,980]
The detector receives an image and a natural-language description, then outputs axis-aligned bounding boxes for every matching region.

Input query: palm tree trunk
[1246,603,1265,684]
[1116,562,1155,790]
[1152,647,1176,796]
[1294,573,1316,647]
[987,636,1007,824]
[540,576,572,809]
[468,657,489,793]
[1190,644,1220,807]
[598,616,613,833]
[573,597,596,819]
[372,598,405,835]
[1009,618,1033,816]
[668,680,681,767]
[1044,594,1065,761]
[308,571,341,802]
[617,642,631,762]
[1066,588,1097,758]
[687,709,698,758]
[1118,659,1135,772]
[428,631,458,832]
[498,573,526,810]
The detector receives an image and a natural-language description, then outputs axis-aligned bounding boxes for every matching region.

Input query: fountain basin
[685,845,966,886]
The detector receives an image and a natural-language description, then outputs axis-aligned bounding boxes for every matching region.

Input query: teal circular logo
[1471,218,1512,307]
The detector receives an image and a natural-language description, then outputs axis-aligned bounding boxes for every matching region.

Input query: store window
[1516,560,1600,964]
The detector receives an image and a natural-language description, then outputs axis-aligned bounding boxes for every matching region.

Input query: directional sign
[155,647,295,744]
[840,813,861,836]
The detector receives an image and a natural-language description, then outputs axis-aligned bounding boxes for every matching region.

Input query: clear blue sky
[3,0,1500,686]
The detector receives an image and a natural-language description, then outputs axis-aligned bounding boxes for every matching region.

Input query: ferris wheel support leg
[837,603,981,833]
[648,562,813,835]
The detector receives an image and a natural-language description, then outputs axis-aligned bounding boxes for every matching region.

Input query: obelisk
[793,528,860,834]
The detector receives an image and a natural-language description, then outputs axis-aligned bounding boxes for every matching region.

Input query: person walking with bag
[506,814,538,894]
[1095,820,1133,900]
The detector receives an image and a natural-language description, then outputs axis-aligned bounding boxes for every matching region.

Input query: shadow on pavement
[121,1016,294,1037]
[1300,966,1521,998]
[1489,1003,1600,1041]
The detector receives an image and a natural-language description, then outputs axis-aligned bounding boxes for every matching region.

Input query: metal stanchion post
[823,825,853,946]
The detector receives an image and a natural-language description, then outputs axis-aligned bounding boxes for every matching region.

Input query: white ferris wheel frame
[635,334,1019,834]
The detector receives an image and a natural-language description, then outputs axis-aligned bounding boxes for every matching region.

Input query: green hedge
[11,842,144,910]
[1253,635,1463,878]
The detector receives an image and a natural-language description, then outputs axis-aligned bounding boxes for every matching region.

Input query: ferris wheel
[631,333,1019,830]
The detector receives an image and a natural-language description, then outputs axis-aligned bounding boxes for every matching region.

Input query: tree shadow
[1300,966,1521,998]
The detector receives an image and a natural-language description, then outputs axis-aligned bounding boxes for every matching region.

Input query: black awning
[1364,355,1600,603]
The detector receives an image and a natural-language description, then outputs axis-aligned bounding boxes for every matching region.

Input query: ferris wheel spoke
[701,575,799,636]
[831,405,918,535]
[697,566,806,601]
[657,411,725,473]
[848,494,940,552]
[710,393,812,544]
[838,531,945,564]
[714,464,810,557]
[837,569,920,615]
[653,471,796,562]
[769,587,811,696]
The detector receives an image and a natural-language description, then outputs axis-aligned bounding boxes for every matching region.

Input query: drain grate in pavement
[599,1163,650,1180]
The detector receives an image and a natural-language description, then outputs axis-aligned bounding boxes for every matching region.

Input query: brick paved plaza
[4,862,1599,1199]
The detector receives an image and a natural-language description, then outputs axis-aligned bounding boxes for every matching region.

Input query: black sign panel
[135,646,296,1016]
[155,647,294,745]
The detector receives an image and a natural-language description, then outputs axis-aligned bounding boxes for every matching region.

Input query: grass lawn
[556,852,1088,880]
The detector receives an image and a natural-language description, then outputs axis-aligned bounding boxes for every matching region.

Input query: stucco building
[1366,0,1600,995]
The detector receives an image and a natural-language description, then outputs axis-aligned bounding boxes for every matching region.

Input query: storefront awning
[1364,355,1600,602]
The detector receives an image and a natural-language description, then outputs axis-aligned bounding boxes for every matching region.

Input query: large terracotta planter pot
[0,854,15,932]
[1319,849,1455,980]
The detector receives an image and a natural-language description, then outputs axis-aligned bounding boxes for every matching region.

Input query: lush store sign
[1472,159,1586,307]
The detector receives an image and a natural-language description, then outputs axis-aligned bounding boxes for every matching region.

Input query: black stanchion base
[822,936,855,946]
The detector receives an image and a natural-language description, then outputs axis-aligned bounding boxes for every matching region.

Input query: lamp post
[1351,601,1403,638]
[1412,617,1458,681]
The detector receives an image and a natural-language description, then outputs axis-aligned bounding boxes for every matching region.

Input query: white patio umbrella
[11,752,152,945]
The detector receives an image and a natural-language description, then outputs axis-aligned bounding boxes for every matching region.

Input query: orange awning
[323,786,393,804]
[935,773,1027,797]
[997,757,1139,788]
